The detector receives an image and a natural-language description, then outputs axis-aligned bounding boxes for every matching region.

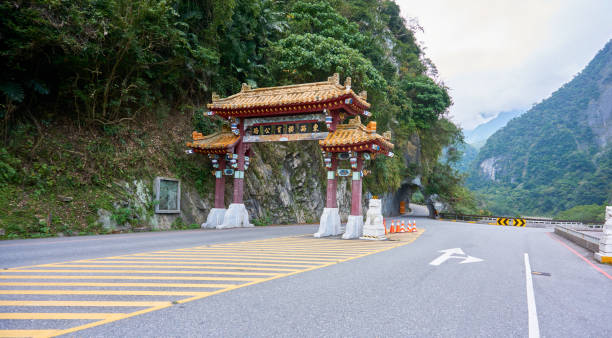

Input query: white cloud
[396,0,612,130]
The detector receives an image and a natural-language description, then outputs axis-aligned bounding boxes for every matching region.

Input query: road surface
[1,214,611,337]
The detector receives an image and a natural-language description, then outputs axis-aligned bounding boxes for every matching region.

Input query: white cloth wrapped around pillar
[594,206,612,264]
[202,208,226,228]
[218,203,252,229]
[314,208,342,238]
[361,199,386,240]
[342,215,364,239]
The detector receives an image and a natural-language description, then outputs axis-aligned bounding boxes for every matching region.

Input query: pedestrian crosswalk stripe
[0,233,423,337]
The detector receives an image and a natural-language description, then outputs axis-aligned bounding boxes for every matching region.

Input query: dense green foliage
[555,204,606,222]
[468,40,612,216]
[0,0,469,237]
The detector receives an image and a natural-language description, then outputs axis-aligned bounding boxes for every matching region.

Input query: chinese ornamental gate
[186,74,394,239]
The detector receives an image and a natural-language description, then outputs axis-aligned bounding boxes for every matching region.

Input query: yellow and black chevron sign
[514,218,526,227]
[496,218,509,226]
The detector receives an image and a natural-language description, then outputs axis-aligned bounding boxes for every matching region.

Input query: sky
[396,0,612,130]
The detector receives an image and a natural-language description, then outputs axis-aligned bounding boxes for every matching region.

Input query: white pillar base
[202,208,226,229]
[595,234,612,264]
[594,252,611,263]
[361,199,386,240]
[342,215,364,239]
[218,203,252,229]
[314,208,342,238]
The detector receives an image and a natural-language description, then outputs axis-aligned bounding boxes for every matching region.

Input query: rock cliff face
[244,141,329,224]
[98,121,429,230]
[104,141,368,229]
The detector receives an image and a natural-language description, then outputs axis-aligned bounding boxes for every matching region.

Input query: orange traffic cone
[411,220,417,232]
[389,221,395,233]
[384,219,388,235]
[401,221,406,233]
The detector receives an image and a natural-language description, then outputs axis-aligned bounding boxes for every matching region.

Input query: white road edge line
[524,253,540,338]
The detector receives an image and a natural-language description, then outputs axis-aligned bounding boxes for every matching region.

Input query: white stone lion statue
[362,199,385,239]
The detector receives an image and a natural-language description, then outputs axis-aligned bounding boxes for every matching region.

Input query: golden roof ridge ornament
[344,77,351,91]
[328,73,340,85]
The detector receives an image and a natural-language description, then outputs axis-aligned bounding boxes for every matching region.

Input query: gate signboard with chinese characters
[186,73,394,239]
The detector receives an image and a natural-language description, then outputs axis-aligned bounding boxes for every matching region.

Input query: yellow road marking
[0,282,236,288]
[55,260,320,267]
[82,257,336,264]
[40,264,301,271]
[134,250,367,256]
[173,246,380,252]
[129,252,359,258]
[0,330,61,337]
[169,250,360,256]
[2,269,277,276]
[126,253,357,259]
[0,313,125,320]
[0,275,261,282]
[0,290,209,296]
[94,256,342,263]
[0,300,170,307]
[0,232,425,337]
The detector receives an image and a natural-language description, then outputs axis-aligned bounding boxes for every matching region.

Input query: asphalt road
[1,213,611,337]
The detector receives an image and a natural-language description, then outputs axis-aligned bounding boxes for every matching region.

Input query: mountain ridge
[467,39,612,216]
[464,110,524,148]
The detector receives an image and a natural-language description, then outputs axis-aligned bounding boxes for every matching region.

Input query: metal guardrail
[555,225,601,245]
[439,212,604,228]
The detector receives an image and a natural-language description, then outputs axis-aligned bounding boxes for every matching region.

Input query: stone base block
[362,223,386,240]
[361,198,386,240]
[359,235,388,241]
[218,203,252,229]
[599,239,612,253]
[202,208,226,229]
[314,208,342,238]
[342,215,364,239]
[594,252,612,264]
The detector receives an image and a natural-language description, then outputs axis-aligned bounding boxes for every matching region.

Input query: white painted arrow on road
[429,248,483,266]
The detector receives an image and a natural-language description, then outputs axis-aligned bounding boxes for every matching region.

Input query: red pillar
[232,121,246,204]
[350,156,364,216]
[325,154,338,208]
[214,157,226,208]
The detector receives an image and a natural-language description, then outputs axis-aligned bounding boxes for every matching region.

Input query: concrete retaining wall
[554,226,600,252]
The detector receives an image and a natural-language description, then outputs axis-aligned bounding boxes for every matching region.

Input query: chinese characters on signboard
[250,122,325,136]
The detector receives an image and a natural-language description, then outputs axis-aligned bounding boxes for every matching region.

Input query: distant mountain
[464,110,523,148]
[467,39,612,216]
[453,143,479,174]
